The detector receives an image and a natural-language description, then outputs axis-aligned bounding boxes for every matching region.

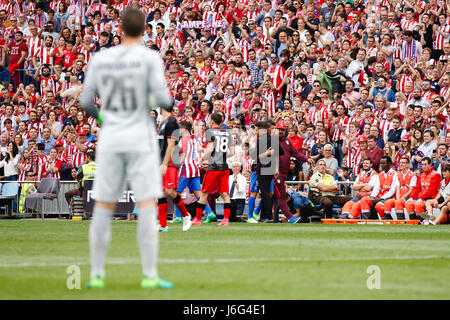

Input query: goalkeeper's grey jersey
[80,44,171,153]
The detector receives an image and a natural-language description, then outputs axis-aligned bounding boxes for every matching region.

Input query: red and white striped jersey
[198,66,214,82]
[350,145,362,176]
[27,121,45,135]
[434,24,450,50]
[56,150,67,164]
[33,13,48,28]
[0,0,12,14]
[242,155,253,173]
[258,34,270,46]
[76,44,96,64]
[239,0,250,6]
[179,135,201,178]
[267,64,286,94]
[440,86,450,98]
[160,37,183,52]
[387,22,399,30]
[167,6,182,19]
[36,155,47,182]
[112,2,127,12]
[239,74,254,90]
[332,115,349,141]
[4,26,20,38]
[12,0,25,16]
[401,19,417,31]
[246,10,259,21]
[221,96,235,122]
[378,119,392,139]
[141,5,153,16]
[27,36,42,59]
[203,10,219,26]
[48,0,60,12]
[35,46,54,66]
[67,141,93,169]
[237,39,250,62]
[374,107,386,120]
[18,160,32,182]
[262,88,276,118]
[39,75,57,96]
[227,72,241,93]
[398,74,414,93]
[366,46,377,57]
[308,108,329,125]
[43,159,62,179]
[391,38,402,60]
[422,90,437,102]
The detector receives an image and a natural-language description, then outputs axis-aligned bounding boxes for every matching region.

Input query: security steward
[65,151,96,206]
[309,159,351,218]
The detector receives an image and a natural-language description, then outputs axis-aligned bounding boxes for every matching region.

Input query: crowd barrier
[0,68,36,89]
[0,180,77,217]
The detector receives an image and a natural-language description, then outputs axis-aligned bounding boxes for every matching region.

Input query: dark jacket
[279,137,308,178]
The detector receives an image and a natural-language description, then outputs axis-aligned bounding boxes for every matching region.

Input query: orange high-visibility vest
[397,169,415,198]
[356,169,378,197]
[378,170,395,198]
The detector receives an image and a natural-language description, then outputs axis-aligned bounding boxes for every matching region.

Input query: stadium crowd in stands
[1,0,450,224]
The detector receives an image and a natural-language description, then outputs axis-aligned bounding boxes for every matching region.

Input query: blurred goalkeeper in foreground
[80,8,174,290]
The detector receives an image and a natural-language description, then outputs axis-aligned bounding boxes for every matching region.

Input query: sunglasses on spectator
[293,34,299,36]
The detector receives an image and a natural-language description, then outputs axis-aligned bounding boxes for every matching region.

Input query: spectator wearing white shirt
[0,142,20,181]
[345,49,366,89]
[229,162,247,222]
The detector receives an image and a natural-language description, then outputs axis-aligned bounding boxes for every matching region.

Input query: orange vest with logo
[356,169,378,197]
[397,170,415,198]
[378,170,395,198]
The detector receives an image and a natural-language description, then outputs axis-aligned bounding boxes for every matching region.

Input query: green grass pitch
[0,220,449,300]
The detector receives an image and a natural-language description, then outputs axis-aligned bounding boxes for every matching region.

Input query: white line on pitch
[0,254,448,268]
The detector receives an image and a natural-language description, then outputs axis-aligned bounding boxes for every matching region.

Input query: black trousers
[258,174,274,220]
[230,199,245,222]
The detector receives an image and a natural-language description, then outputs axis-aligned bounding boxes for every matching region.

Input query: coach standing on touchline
[274,121,313,222]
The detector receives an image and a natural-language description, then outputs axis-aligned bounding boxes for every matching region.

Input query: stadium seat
[24,178,62,220]
[0,182,19,216]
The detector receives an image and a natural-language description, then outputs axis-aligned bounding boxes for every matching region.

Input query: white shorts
[93,151,162,203]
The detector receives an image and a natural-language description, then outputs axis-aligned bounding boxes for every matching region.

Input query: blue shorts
[176,176,202,193]
[250,172,274,193]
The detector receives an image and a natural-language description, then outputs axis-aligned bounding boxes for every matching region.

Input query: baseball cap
[401,134,411,141]
[275,121,287,130]
[358,135,368,144]
[55,140,63,146]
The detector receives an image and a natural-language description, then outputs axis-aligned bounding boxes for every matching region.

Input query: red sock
[196,203,206,220]
[174,195,188,218]
[158,200,168,228]
[223,203,230,220]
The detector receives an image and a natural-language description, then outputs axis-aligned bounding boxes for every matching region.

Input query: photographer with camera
[39,21,60,42]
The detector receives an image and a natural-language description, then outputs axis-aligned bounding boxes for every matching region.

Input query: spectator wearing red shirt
[63,41,77,69]
[225,0,243,25]
[288,125,303,152]
[364,135,384,171]
[7,31,28,73]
